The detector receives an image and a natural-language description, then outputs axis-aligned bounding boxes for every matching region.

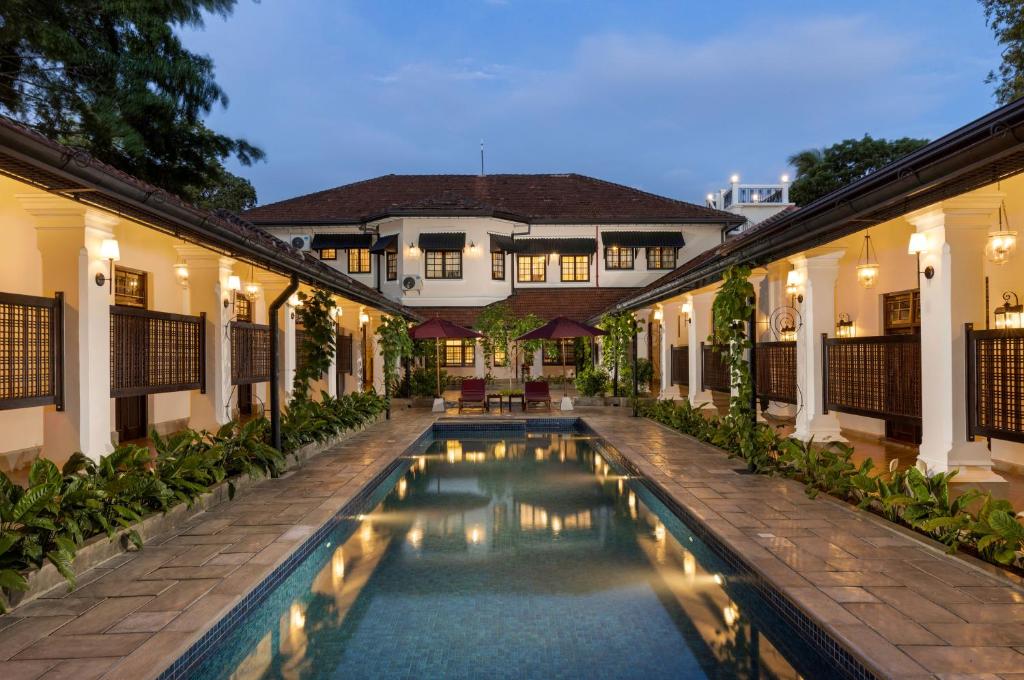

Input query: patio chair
[458,378,488,413]
[524,381,552,412]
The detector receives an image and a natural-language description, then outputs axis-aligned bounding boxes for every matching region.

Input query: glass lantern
[994,292,1023,329]
[986,230,1017,265]
[836,313,855,338]
[856,263,879,289]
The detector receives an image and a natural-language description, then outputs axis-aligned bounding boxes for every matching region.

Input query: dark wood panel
[823,334,921,425]
[967,324,1024,443]
[110,306,205,397]
[0,291,63,411]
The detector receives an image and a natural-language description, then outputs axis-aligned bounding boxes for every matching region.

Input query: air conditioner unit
[290,235,312,251]
[401,275,423,293]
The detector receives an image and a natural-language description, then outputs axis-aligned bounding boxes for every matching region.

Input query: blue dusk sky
[182,1,1003,206]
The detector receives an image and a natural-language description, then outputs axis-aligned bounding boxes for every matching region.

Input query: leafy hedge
[641,399,1024,573]
[0,391,387,611]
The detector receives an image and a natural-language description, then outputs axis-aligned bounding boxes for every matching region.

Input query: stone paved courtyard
[1,406,1024,679]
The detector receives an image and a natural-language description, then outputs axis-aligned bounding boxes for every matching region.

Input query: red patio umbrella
[410,318,482,397]
[516,317,606,398]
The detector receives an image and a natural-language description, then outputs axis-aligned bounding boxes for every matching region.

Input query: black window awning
[369,234,399,253]
[418,232,466,250]
[513,238,596,256]
[601,231,685,248]
[489,233,515,253]
[311,233,373,249]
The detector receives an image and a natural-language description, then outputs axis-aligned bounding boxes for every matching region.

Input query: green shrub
[575,367,610,397]
[641,398,1024,571]
[0,389,388,611]
[409,366,445,398]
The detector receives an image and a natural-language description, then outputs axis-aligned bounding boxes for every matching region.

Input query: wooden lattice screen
[230,321,271,385]
[110,306,205,397]
[822,333,920,424]
[756,341,797,404]
[0,292,63,410]
[670,345,688,386]
[700,343,730,393]
[337,329,353,375]
[967,324,1024,443]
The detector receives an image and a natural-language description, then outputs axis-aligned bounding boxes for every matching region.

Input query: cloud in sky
[184,2,1000,205]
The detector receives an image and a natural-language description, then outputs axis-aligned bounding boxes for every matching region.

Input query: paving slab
[579,411,1024,680]
[0,409,436,680]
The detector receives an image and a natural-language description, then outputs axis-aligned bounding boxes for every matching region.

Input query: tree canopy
[981,0,1024,104]
[786,135,929,206]
[0,1,262,210]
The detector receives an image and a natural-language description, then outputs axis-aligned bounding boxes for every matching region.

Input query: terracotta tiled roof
[243,174,743,225]
[504,287,640,322]
[0,116,410,318]
[412,287,640,328]
[413,305,485,329]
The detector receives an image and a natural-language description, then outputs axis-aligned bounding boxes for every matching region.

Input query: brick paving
[4,406,1024,679]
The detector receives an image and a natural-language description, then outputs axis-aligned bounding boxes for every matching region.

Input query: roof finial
[480,139,485,177]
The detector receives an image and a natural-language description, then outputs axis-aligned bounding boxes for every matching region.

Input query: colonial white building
[245,174,742,377]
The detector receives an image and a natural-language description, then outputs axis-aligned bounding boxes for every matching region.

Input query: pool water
[187,429,838,679]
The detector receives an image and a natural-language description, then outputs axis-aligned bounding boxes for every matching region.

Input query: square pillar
[790,250,845,442]
[25,197,117,460]
[687,291,717,410]
[660,303,680,399]
[530,347,543,378]
[764,265,798,418]
[746,268,768,420]
[177,247,234,429]
[908,196,1005,481]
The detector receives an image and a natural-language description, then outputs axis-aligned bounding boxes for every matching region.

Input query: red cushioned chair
[524,381,552,412]
[458,378,487,413]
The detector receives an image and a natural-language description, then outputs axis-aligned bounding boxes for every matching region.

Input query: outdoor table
[486,393,504,413]
[505,392,524,411]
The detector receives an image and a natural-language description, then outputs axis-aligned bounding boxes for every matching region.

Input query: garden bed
[5,412,384,611]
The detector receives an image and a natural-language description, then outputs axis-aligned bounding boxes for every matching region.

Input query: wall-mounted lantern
[987,203,1017,265]
[95,238,120,290]
[359,310,370,327]
[856,230,880,289]
[408,242,421,257]
[173,262,189,287]
[785,270,803,303]
[994,291,1023,329]
[907,232,934,280]
[680,300,692,325]
[467,240,480,256]
[288,293,302,307]
[836,313,856,338]
[224,275,242,308]
[652,307,663,322]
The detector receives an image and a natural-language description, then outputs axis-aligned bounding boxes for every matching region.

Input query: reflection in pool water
[191,432,834,679]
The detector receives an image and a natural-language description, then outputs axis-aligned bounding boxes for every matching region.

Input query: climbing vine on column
[293,289,338,400]
[711,265,762,468]
[375,314,414,398]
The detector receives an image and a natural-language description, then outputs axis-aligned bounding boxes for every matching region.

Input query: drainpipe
[270,275,299,451]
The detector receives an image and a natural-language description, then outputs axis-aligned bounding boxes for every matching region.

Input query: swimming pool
[179,424,845,679]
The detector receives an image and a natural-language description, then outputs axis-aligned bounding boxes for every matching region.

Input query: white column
[25,197,117,460]
[635,309,650,360]
[764,264,797,418]
[791,250,845,442]
[177,247,234,429]
[530,347,543,378]
[687,290,717,410]
[660,305,679,399]
[474,338,487,379]
[908,196,1005,481]
[746,269,768,419]
[327,325,339,398]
